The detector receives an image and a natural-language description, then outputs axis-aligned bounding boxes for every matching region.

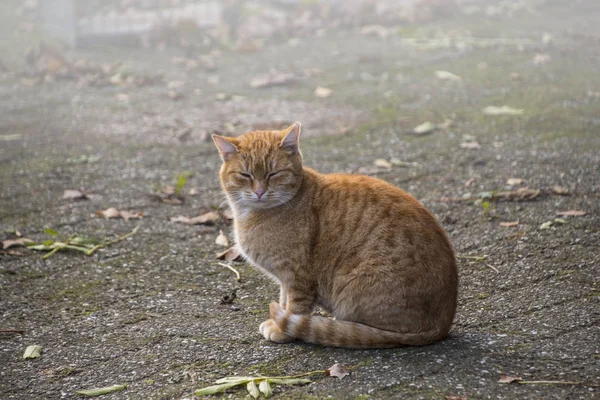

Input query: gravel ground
[1,0,599,399]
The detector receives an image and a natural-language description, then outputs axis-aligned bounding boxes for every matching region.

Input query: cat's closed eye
[267,171,282,179]
[237,172,253,180]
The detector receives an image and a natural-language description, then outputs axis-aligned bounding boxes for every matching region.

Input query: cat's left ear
[280,122,301,155]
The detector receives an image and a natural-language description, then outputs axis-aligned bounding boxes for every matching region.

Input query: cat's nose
[254,188,266,199]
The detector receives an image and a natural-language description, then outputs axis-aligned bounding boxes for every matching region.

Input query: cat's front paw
[259,319,294,343]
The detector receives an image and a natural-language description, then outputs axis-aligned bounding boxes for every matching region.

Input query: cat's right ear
[212,135,238,161]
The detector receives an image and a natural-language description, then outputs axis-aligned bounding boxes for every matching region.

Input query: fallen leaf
[249,71,298,89]
[96,208,143,221]
[390,158,418,168]
[413,121,436,135]
[506,178,524,186]
[259,379,273,398]
[247,381,260,399]
[77,384,127,397]
[63,189,88,200]
[0,134,22,141]
[2,238,33,249]
[374,159,392,169]
[499,221,519,227]
[191,211,220,225]
[483,106,524,116]
[533,53,551,65]
[314,86,333,98]
[497,188,540,201]
[360,25,389,39]
[445,396,468,400]
[23,345,42,359]
[464,178,476,187]
[540,221,553,230]
[216,247,242,262]
[498,374,523,384]
[551,186,570,196]
[167,89,182,100]
[556,210,586,217]
[215,230,229,247]
[327,364,350,380]
[115,93,129,102]
[169,215,192,224]
[161,197,184,205]
[460,142,480,149]
[435,70,462,81]
[553,218,568,224]
[170,211,220,225]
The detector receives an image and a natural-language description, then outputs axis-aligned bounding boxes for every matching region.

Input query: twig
[457,254,488,262]
[84,225,140,256]
[519,380,599,387]
[218,262,241,282]
[0,329,24,334]
[37,226,140,259]
[486,264,500,273]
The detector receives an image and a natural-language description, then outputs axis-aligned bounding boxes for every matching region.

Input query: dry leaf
[327,364,350,380]
[435,70,462,81]
[63,189,88,200]
[170,211,220,225]
[464,178,476,187]
[360,25,389,39]
[374,159,392,169]
[249,71,297,89]
[23,345,42,359]
[556,210,586,217]
[533,53,551,65]
[498,374,522,384]
[497,188,540,201]
[96,208,143,221]
[483,106,524,116]
[506,178,524,186]
[445,396,468,400]
[215,230,229,247]
[499,221,519,227]
[540,221,553,230]
[167,90,182,100]
[161,197,184,205]
[190,211,220,225]
[460,142,480,149]
[413,121,436,135]
[551,186,570,196]
[115,93,129,102]
[314,86,333,98]
[216,247,242,262]
[1,238,33,249]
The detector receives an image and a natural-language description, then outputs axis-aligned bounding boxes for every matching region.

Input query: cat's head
[212,122,304,210]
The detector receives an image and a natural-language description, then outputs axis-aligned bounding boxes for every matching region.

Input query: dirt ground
[1,1,599,399]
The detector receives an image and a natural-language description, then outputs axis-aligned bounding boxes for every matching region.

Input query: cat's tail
[269,302,445,348]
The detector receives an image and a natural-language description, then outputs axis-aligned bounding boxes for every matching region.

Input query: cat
[212,122,458,348]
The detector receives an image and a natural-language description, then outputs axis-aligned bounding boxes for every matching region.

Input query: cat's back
[306,168,454,264]
[310,169,433,223]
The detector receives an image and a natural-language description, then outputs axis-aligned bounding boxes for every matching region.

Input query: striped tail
[269,302,444,348]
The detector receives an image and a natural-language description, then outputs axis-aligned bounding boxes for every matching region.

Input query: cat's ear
[280,122,301,154]
[212,135,238,161]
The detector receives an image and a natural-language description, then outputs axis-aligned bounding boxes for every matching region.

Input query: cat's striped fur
[213,122,458,348]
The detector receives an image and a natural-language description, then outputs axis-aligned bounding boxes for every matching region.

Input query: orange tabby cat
[213,122,458,348]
